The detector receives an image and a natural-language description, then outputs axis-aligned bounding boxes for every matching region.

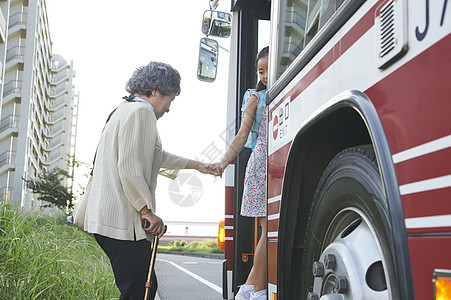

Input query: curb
[157,250,224,260]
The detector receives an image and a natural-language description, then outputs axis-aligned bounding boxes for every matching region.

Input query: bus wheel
[304,145,393,300]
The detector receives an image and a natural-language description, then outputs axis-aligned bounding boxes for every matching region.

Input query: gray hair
[125,61,181,96]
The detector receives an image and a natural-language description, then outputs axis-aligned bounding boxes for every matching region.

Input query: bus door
[224,1,270,299]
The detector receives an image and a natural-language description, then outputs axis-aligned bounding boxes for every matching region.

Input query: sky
[45,0,233,231]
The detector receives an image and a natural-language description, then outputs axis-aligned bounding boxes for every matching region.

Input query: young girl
[216,46,269,300]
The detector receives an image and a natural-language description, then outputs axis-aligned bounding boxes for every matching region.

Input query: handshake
[195,161,225,177]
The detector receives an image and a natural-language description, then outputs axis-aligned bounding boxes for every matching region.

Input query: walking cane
[143,219,167,300]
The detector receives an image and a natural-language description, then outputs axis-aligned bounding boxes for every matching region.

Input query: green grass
[0,204,224,299]
[0,203,119,299]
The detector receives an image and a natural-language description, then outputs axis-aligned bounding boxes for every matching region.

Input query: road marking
[157,259,222,294]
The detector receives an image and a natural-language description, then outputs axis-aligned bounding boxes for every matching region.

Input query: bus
[201,0,451,299]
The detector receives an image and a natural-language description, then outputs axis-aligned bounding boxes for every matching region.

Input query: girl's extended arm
[218,94,258,170]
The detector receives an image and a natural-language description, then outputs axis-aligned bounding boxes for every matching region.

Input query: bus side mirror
[201,10,232,38]
[197,38,218,82]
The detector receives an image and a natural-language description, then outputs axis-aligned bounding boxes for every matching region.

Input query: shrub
[201,239,218,249]
[171,240,187,247]
[187,241,202,249]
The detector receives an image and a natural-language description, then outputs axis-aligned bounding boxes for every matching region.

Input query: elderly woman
[85,61,219,299]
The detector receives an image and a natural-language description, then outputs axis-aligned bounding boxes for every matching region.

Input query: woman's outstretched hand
[197,162,223,177]
[185,160,223,176]
[208,162,225,177]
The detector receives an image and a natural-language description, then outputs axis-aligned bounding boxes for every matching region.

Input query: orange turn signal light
[218,220,225,250]
[434,269,451,300]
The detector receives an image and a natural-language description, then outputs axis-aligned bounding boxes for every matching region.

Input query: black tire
[302,145,395,299]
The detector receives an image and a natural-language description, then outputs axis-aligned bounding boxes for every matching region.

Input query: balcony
[0,187,14,203]
[0,114,19,134]
[8,12,27,29]
[50,70,70,84]
[53,108,67,118]
[3,80,22,97]
[0,150,16,167]
[49,99,68,112]
[49,84,68,98]
[48,148,64,163]
[46,136,63,150]
[6,46,25,63]
[50,122,64,133]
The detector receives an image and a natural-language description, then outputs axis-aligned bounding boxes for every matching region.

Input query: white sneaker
[235,284,254,300]
[250,289,267,300]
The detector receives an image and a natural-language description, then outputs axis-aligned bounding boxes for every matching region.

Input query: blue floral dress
[241,108,267,217]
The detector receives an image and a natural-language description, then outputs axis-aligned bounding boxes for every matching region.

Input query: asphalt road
[155,253,224,300]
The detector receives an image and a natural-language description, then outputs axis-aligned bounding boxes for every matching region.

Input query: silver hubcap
[309,208,390,300]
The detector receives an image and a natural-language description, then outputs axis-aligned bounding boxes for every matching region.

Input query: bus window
[277,0,345,79]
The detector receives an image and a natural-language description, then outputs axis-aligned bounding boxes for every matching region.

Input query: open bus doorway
[224,3,272,299]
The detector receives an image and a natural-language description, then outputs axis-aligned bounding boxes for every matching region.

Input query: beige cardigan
[85,101,188,241]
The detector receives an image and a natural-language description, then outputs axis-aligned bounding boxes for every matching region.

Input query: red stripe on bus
[268,241,278,284]
[268,142,291,198]
[225,186,234,216]
[268,200,281,216]
[225,218,234,227]
[268,219,279,233]
[402,188,451,219]
[225,229,234,237]
[226,240,234,270]
[395,148,451,186]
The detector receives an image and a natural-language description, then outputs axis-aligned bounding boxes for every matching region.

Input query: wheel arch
[277,90,414,299]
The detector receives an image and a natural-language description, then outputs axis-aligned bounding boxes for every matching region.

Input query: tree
[24,168,74,211]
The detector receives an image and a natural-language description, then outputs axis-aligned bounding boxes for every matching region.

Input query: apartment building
[0,0,78,208]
